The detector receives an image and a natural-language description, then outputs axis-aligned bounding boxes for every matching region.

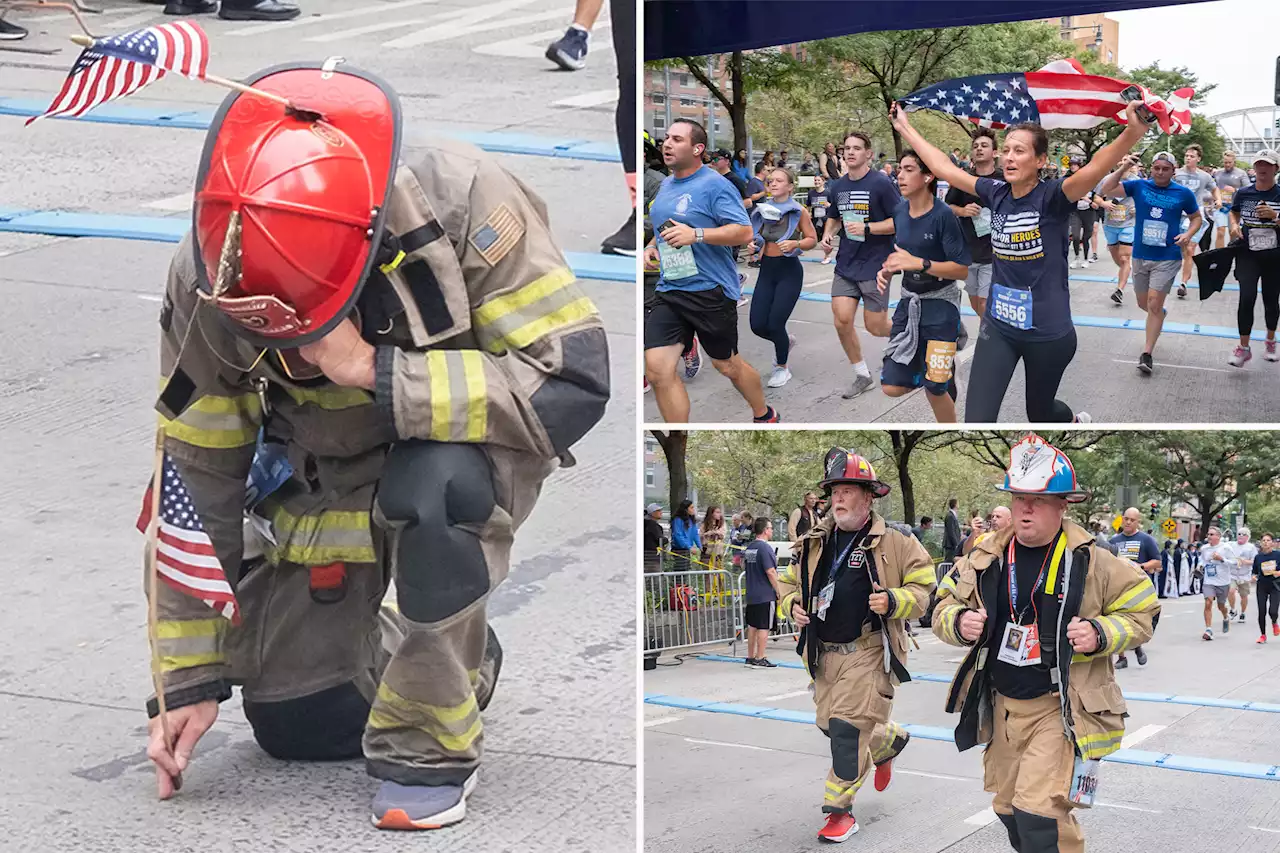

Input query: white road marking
[1109,358,1228,374]
[304,17,434,42]
[23,5,141,21]
[222,0,444,36]
[136,294,163,303]
[474,21,613,59]
[896,768,972,782]
[762,689,811,701]
[1121,724,1166,749]
[382,0,554,49]
[683,737,775,751]
[803,276,833,289]
[552,89,619,109]
[81,11,160,32]
[144,193,193,212]
[1249,826,1280,834]
[963,808,998,827]
[644,715,684,728]
[1096,801,1162,814]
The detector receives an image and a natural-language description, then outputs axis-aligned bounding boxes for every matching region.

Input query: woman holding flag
[890,97,1154,422]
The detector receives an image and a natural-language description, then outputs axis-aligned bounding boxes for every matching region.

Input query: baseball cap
[709,148,732,161]
[1151,151,1177,166]
[1254,149,1279,166]
[645,502,662,514]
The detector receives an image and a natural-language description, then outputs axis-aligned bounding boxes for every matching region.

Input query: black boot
[164,0,216,13]
[218,0,301,21]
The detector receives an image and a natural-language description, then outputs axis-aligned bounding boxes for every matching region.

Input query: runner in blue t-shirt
[891,100,1155,422]
[642,119,778,424]
[1098,150,1201,375]
[1227,149,1280,368]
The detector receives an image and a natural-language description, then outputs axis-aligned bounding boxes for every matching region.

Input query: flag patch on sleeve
[469,204,525,266]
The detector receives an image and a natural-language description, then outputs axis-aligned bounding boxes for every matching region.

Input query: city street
[644,596,1280,852]
[644,247,1280,424]
[0,2,635,851]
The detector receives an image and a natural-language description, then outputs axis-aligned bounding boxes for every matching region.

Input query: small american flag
[26,21,209,126]
[900,58,1193,135]
[137,453,240,623]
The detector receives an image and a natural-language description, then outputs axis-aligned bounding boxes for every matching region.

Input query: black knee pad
[243,681,370,761]
[997,811,1022,851]
[828,717,861,781]
[1012,807,1059,853]
[377,441,496,623]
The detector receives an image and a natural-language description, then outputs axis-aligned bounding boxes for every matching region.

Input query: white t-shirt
[1233,542,1258,579]
[1200,541,1234,585]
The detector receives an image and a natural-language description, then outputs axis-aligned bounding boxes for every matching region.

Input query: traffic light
[1054,145,1062,156]
[1149,502,1157,520]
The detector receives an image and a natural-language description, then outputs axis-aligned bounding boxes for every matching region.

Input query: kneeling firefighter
[777,448,937,844]
[141,60,609,829]
[932,434,1159,853]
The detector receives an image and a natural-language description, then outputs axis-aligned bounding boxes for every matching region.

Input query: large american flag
[900,58,1193,135]
[26,21,209,126]
[137,453,240,623]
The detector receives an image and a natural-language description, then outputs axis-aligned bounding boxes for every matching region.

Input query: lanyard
[1007,533,1061,623]
[827,524,869,589]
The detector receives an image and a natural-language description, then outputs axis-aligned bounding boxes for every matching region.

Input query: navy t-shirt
[826,170,901,281]
[974,176,1075,342]
[1232,184,1280,253]
[745,177,766,201]
[742,538,779,605]
[891,197,972,294]
[1110,531,1161,569]
[1123,179,1200,262]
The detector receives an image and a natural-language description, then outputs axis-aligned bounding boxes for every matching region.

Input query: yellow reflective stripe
[370,682,483,752]
[1109,579,1156,613]
[158,389,261,449]
[1076,730,1125,758]
[367,708,483,752]
[377,682,478,726]
[492,297,596,352]
[824,780,844,794]
[903,566,935,587]
[1100,615,1131,654]
[264,503,375,565]
[1044,535,1068,595]
[892,589,914,619]
[427,350,451,442]
[460,350,488,442]
[938,574,958,596]
[155,619,223,639]
[160,651,224,672]
[473,267,575,327]
[281,385,374,411]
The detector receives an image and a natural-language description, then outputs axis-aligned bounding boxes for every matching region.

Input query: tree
[650,430,688,515]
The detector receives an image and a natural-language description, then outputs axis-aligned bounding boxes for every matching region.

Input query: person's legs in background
[600,0,636,256]
[545,0,605,71]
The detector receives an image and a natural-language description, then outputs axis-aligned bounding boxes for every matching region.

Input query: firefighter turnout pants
[813,637,910,813]
[986,691,1084,853]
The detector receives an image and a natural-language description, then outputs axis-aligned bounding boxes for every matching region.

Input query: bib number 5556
[994,300,1027,325]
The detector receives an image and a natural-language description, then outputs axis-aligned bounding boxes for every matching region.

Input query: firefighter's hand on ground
[148,699,218,800]
[295,318,376,390]
[791,601,810,627]
[958,607,986,642]
[868,590,890,615]
[1067,616,1101,654]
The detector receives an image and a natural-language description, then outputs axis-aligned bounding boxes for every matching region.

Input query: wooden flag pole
[69,34,292,108]
[145,427,181,791]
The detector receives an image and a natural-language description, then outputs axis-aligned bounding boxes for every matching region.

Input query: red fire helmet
[819,447,891,498]
[192,59,402,348]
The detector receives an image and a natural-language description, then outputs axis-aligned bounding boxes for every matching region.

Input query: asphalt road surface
[644,595,1280,852]
[643,245,1280,424]
[0,2,635,851]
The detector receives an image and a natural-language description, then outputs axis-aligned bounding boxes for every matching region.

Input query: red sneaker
[1258,635,1267,644]
[818,812,859,843]
[874,758,894,791]
[1273,623,1279,637]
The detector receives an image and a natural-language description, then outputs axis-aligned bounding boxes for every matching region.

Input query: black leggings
[1259,581,1280,636]
[1069,209,1095,257]
[965,321,1077,422]
[1235,249,1280,337]
[610,0,635,175]
[749,254,803,364]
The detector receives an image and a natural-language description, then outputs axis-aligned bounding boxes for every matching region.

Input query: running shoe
[1229,346,1252,368]
[643,376,651,394]
[873,731,909,792]
[744,657,757,667]
[1074,411,1093,424]
[821,255,834,265]
[767,366,792,388]
[842,373,875,399]
[1069,258,1079,269]
[0,18,28,39]
[683,340,702,379]
[818,813,859,843]
[956,322,969,352]
[1230,608,1237,619]
[756,658,777,668]
[1115,655,1128,669]
[1138,353,1153,375]
[1266,340,1279,362]
[1273,623,1279,636]
[737,274,750,306]
[372,773,477,830]
[1082,258,1092,268]
[545,25,589,71]
[753,406,780,423]
[1177,282,1188,299]
[747,260,761,269]
[1258,635,1267,644]
[601,209,636,256]
[1134,646,1147,666]
[1092,251,1099,262]
[1224,616,1230,633]
[1111,287,1123,305]
[1203,628,1213,641]
[1240,612,1248,623]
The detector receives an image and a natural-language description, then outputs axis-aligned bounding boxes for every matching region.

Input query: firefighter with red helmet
[776,448,936,843]
[143,59,609,829]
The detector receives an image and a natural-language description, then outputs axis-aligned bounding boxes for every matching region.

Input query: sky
[1107,0,1276,118]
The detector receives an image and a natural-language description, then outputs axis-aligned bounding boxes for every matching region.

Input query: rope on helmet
[213,210,242,299]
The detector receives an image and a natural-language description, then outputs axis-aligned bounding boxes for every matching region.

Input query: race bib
[1108,204,1128,225]
[925,339,956,384]
[1069,756,1101,808]
[842,210,866,242]
[997,622,1041,667]
[1141,219,1169,247]
[1206,563,1220,580]
[1248,227,1278,251]
[1263,560,1277,577]
[973,207,992,238]
[816,581,836,621]
[991,283,1033,330]
[658,241,699,280]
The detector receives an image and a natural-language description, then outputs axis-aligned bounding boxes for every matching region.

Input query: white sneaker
[1265,341,1278,362]
[767,366,792,388]
[1069,258,1079,269]
[1229,346,1252,368]
[1074,411,1093,424]
[788,332,798,353]
[1082,258,1092,268]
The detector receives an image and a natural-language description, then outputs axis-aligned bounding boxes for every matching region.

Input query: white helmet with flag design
[994,433,1088,503]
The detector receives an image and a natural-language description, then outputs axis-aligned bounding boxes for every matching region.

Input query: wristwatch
[695,227,705,243]
[921,258,932,273]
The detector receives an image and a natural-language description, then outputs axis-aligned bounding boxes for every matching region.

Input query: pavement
[644,597,1280,853]
[0,2,635,851]
[643,244,1280,425]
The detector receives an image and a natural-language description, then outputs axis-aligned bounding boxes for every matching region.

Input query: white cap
[1254,149,1279,167]
[1151,151,1177,165]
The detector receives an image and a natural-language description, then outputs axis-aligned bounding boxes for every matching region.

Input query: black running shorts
[644,286,740,361]
[745,601,776,630]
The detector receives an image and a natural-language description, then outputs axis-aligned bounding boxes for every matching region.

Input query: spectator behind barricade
[643,503,666,573]
[701,505,728,568]
[742,517,782,668]
[789,491,821,541]
[763,151,776,168]
[943,497,962,562]
[732,149,751,183]
[670,499,700,572]
[711,149,748,201]
[778,150,790,169]
[912,516,933,542]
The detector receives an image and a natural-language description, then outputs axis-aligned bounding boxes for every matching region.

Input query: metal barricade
[643,569,740,654]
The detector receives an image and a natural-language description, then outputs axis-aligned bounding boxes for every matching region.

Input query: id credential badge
[657,241,699,279]
[997,622,1042,666]
[991,284,1033,330]
[816,581,836,621]
[1069,756,1101,807]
